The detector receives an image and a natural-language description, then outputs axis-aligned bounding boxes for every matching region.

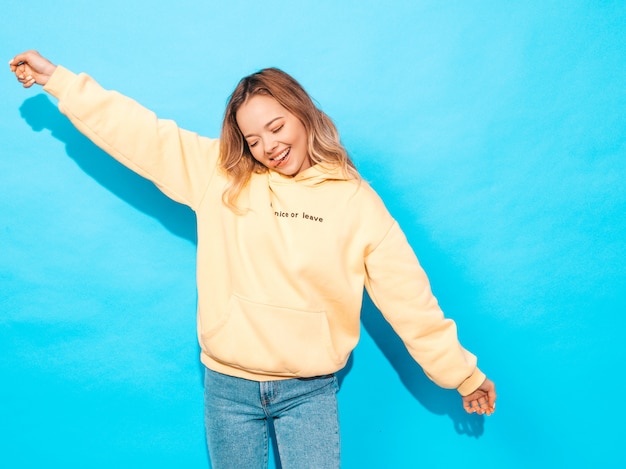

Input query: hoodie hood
[268,163,355,186]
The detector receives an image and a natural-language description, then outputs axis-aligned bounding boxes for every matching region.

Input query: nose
[264,137,278,155]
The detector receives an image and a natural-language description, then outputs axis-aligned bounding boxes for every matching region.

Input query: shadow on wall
[19,94,197,244]
[20,93,485,440]
[359,293,486,438]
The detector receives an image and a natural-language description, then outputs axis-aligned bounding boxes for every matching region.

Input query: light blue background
[2,1,625,467]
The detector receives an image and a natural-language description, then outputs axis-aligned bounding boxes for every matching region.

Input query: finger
[10,51,31,67]
[479,398,490,415]
[9,57,25,72]
[485,387,496,415]
[488,388,497,408]
[13,63,28,79]
[22,76,36,88]
[10,51,38,74]
[463,394,480,413]
[468,397,487,415]
[9,57,18,68]
[483,400,496,416]
[16,72,30,82]
[463,400,474,414]
[470,399,481,414]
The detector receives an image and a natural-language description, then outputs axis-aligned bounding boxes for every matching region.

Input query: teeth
[274,148,289,161]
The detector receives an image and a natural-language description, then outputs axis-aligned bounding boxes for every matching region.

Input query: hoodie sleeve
[43,65,220,210]
[363,220,486,396]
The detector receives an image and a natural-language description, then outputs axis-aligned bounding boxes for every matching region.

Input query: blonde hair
[219,67,359,211]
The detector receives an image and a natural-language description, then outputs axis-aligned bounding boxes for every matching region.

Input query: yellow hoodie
[43,66,485,395]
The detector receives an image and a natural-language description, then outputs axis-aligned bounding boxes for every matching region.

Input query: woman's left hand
[462,377,496,416]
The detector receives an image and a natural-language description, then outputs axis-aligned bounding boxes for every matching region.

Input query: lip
[271,148,290,168]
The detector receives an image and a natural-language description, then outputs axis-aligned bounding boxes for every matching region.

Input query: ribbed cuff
[43,65,75,99]
[456,367,487,396]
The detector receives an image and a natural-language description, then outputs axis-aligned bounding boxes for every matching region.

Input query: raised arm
[9,50,220,209]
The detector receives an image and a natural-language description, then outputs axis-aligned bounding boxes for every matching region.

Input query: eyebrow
[243,116,284,139]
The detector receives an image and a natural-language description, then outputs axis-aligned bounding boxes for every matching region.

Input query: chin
[281,168,299,177]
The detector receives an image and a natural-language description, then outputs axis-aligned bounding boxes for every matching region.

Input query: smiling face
[236,94,312,177]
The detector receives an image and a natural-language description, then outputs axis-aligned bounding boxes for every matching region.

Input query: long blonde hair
[219,67,359,211]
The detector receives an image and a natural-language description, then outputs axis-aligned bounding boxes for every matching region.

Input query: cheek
[296,124,309,147]
[248,146,265,163]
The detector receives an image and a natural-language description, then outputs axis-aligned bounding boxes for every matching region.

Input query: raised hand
[9,50,57,88]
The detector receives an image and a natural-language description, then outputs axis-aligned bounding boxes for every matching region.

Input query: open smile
[271,148,290,167]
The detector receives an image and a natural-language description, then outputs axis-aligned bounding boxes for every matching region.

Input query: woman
[10,50,496,469]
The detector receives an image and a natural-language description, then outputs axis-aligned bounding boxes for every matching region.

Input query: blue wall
[2,1,625,467]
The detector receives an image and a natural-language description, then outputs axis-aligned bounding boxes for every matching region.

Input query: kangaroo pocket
[201,294,343,377]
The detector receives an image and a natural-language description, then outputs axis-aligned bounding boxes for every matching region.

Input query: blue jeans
[204,368,340,469]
